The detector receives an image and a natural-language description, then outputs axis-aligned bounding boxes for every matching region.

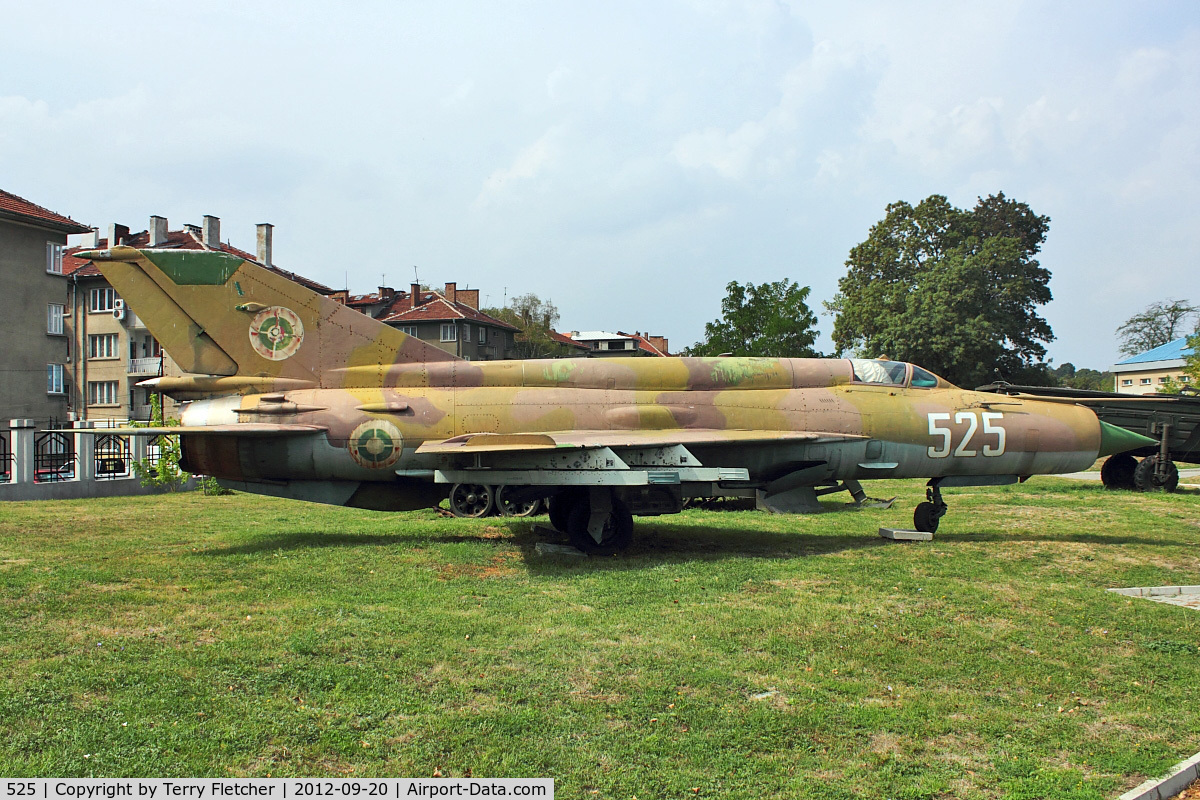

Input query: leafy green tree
[1052,362,1112,391]
[1115,299,1198,357]
[1179,332,1200,391]
[685,279,819,357]
[827,193,1054,388]
[131,394,186,491]
[484,293,576,359]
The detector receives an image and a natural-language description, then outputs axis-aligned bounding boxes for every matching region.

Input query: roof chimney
[107,223,129,246]
[256,223,274,266]
[149,215,168,246]
[379,286,394,300]
[410,282,421,310]
[79,228,99,248]
[444,282,457,304]
[201,215,220,248]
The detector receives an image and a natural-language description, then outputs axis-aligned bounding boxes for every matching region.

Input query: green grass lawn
[1,479,1198,799]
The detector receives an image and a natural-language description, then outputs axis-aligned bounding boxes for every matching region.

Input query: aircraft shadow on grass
[196,510,1184,567]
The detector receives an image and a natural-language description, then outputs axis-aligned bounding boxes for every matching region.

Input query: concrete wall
[0,421,196,501]
[0,220,71,426]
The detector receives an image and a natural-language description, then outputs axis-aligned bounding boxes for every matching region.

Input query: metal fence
[33,431,76,483]
[0,432,11,484]
[95,434,131,479]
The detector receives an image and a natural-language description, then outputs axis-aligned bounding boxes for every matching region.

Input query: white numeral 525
[927,411,1005,458]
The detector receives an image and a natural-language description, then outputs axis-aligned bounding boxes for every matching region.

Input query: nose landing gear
[913,480,948,533]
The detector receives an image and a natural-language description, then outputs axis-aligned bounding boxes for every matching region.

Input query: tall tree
[483,293,572,359]
[685,279,820,358]
[827,192,1054,388]
[1115,299,1199,357]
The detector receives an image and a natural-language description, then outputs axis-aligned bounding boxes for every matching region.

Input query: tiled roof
[64,227,335,294]
[0,189,91,233]
[619,331,669,356]
[549,329,590,350]
[1114,337,1194,366]
[382,294,518,330]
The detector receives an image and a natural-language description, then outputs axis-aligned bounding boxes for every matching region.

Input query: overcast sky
[3,1,1197,370]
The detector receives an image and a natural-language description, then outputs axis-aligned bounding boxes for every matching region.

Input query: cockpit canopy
[849,359,948,389]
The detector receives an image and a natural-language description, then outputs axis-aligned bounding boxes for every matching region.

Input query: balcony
[127,357,162,376]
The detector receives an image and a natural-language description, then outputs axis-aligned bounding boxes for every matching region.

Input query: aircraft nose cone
[1097,420,1158,457]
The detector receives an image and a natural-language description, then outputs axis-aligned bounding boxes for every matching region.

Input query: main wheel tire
[1133,455,1179,493]
[449,483,495,517]
[496,486,542,517]
[548,489,583,532]
[566,497,634,555]
[1100,453,1138,490]
[913,501,940,534]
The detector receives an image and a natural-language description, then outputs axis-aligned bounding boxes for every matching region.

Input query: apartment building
[0,189,92,427]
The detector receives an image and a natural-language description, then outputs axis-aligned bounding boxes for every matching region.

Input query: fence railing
[128,357,162,375]
[1,421,194,501]
[0,432,11,484]
[95,434,131,479]
[34,431,76,483]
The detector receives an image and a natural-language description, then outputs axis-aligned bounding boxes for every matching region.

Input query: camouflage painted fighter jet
[75,245,1153,553]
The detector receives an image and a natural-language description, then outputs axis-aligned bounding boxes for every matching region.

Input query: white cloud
[473,127,565,208]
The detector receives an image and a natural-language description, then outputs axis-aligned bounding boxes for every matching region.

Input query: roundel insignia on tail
[249,306,305,361]
[349,420,403,469]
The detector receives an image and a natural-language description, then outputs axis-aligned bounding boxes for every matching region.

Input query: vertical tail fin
[77,246,459,389]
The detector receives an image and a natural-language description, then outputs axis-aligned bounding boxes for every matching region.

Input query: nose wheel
[913,481,948,533]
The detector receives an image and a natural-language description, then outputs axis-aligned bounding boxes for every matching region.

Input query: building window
[46,242,63,274]
[1140,378,1152,385]
[89,333,119,359]
[1182,375,1192,383]
[398,325,418,337]
[1159,376,1169,384]
[440,324,457,342]
[463,323,471,342]
[1121,379,1133,386]
[88,380,119,406]
[89,287,116,313]
[47,364,64,395]
[47,303,64,335]
[478,326,486,344]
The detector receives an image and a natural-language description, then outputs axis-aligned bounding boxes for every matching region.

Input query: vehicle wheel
[567,497,634,555]
[1133,455,1179,493]
[913,502,940,534]
[449,483,494,517]
[1100,453,1138,490]
[496,486,542,517]
[548,489,583,532]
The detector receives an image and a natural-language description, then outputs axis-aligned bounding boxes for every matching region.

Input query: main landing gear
[547,487,633,555]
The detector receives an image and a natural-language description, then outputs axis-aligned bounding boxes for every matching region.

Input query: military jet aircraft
[74,245,1153,553]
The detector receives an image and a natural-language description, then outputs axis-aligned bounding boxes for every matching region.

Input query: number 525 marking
[927,411,1006,458]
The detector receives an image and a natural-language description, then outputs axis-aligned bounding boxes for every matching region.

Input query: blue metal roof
[1115,336,1195,365]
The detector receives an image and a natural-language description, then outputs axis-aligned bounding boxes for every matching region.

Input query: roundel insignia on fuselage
[348,420,404,469]
[249,306,305,361]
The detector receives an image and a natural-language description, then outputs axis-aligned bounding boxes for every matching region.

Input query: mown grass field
[1,478,1198,799]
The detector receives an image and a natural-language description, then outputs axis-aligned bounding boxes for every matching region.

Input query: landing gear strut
[548,488,634,554]
[913,480,948,533]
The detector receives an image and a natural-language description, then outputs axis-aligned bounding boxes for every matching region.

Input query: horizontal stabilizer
[417,428,862,455]
[54,424,327,437]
